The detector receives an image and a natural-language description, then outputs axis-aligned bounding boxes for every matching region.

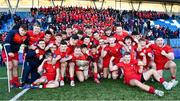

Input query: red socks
[13,76,19,82]
[61,77,64,81]
[148,86,155,94]
[43,84,47,88]
[159,78,165,84]
[70,77,74,81]
[94,73,98,80]
[171,76,176,80]
[10,76,20,87]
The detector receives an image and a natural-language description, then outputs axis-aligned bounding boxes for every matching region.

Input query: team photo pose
[3,24,28,88]
[149,37,178,87]
[31,51,60,88]
[110,52,175,96]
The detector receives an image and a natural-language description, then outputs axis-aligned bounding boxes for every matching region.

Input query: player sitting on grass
[21,40,46,88]
[109,52,175,96]
[31,51,60,88]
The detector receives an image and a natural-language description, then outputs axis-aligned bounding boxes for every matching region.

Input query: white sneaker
[70,80,75,87]
[39,85,43,88]
[108,74,111,79]
[155,90,164,97]
[83,69,89,77]
[60,80,65,86]
[119,73,124,79]
[170,79,178,87]
[97,74,101,79]
[163,81,173,90]
[10,85,14,88]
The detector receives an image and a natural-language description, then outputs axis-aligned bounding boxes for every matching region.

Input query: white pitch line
[0,77,8,79]
[0,77,22,80]
[10,88,30,101]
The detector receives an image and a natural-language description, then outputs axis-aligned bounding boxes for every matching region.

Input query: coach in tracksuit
[2,24,28,87]
[21,39,46,87]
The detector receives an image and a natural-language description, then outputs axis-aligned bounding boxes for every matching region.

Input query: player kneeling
[110,52,175,96]
[31,51,60,88]
[72,47,89,82]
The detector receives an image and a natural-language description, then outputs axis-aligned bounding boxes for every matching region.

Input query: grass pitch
[0,60,180,100]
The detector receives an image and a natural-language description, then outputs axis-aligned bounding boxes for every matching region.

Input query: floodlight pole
[92,0,97,9]
[38,0,39,8]
[32,0,34,8]
[60,0,64,7]
[100,0,105,10]
[130,1,141,11]
[6,0,13,14]
[6,0,20,14]
[115,0,122,12]
[120,0,121,12]
[51,0,55,7]
[163,2,174,15]
[13,0,20,14]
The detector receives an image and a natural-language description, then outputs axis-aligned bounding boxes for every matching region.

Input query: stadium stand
[0,0,180,59]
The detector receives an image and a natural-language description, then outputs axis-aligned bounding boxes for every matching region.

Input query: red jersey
[124,45,137,61]
[102,45,111,68]
[67,45,75,55]
[27,30,44,45]
[101,35,108,41]
[36,48,45,58]
[98,46,102,53]
[43,62,59,74]
[116,60,141,84]
[13,33,27,44]
[108,43,123,64]
[150,44,173,70]
[108,43,123,59]
[54,49,70,58]
[42,62,59,81]
[91,38,99,46]
[71,54,86,62]
[90,51,100,63]
[136,47,152,68]
[113,31,128,42]
[77,40,83,46]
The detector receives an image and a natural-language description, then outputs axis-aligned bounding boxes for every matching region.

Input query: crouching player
[110,52,175,96]
[59,40,75,86]
[136,38,156,71]
[149,37,178,87]
[72,47,89,82]
[31,51,59,88]
[89,44,101,83]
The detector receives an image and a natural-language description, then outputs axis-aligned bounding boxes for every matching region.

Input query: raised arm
[161,50,174,60]
[101,46,107,58]
[109,56,119,71]
[38,59,47,73]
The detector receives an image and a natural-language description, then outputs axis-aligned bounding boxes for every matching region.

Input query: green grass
[0,60,180,100]
[0,66,22,100]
